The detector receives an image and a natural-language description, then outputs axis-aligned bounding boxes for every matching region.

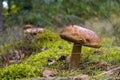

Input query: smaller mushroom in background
[23,24,32,30]
[60,25,102,68]
[23,24,44,36]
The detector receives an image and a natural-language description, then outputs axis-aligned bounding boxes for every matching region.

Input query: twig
[96,66,120,77]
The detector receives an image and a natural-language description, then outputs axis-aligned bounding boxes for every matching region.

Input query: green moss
[24,40,71,67]
[36,29,60,42]
[0,64,43,80]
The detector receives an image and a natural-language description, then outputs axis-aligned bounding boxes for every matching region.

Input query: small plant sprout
[60,25,101,68]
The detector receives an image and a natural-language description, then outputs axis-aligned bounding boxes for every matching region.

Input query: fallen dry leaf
[43,70,58,77]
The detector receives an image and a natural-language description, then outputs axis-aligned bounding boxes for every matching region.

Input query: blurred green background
[1,0,120,45]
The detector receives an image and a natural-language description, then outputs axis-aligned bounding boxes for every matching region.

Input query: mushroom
[60,25,101,68]
[23,24,44,36]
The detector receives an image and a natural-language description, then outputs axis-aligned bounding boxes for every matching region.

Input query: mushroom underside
[60,34,101,48]
[60,34,84,44]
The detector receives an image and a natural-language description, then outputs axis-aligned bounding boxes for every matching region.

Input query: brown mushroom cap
[23,24,33,30]
[60,25,101,48]
[23,24,44,35]
[24,28,44,34]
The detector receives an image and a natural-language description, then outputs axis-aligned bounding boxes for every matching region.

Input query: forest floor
[0,16,120,80]
[0,29,119,80]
